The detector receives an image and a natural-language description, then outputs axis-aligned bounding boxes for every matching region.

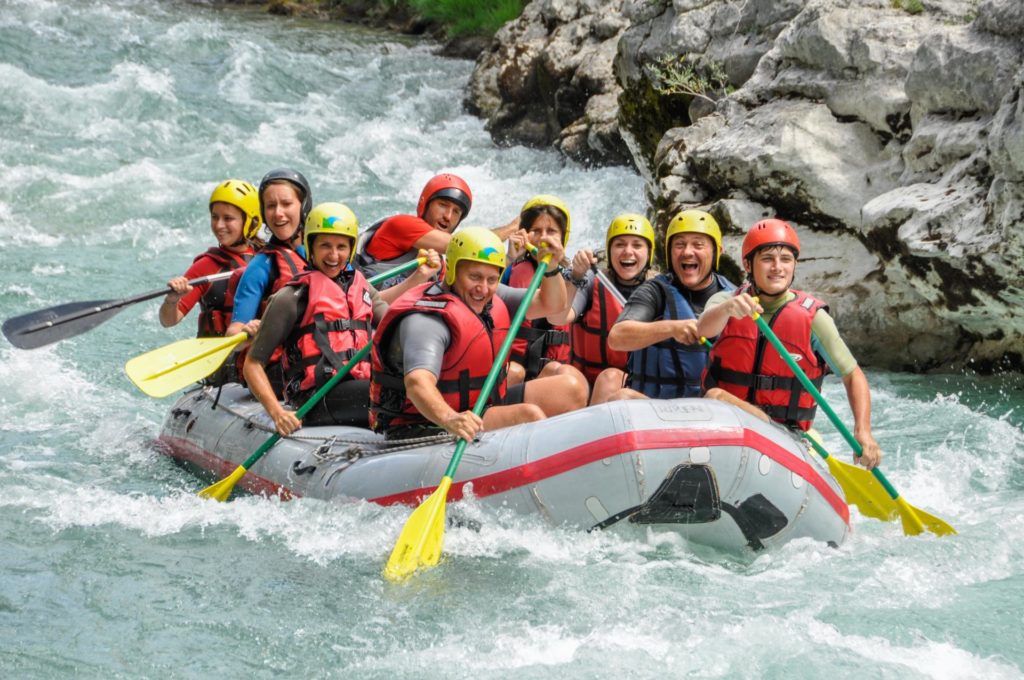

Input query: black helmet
[259,168,313,226]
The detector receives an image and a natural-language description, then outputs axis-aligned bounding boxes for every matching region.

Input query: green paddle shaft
[234,257,426,468]
[752,314,900,499]
[236,343,371,470]
[439,252,553,480]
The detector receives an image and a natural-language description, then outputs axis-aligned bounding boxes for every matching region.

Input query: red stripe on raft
[159,435,296,500]
[370,427,849,524]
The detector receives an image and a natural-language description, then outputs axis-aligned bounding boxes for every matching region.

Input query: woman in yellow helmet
[503,195,581,387]
[159,179,263,337]
[550,213,655,404]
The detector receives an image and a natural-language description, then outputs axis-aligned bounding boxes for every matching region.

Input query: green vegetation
[890,0,925,15]
[408,0,527,36]
[647,54,732,103]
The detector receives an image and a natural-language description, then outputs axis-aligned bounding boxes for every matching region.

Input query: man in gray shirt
[369,227,588,441]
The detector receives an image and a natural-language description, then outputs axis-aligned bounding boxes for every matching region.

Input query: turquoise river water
[1,1,1023,677]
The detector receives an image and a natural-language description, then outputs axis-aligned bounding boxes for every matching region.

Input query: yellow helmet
[605,213,655,269]
[444,226,507,286]
[209,179,261,239]
[303,202,359,263]
[665,209,723,269]
[520,194,571,246]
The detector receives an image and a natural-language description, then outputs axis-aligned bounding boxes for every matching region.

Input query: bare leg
[523,373,588,417]
[507,361,526,386]
[482,403,545,430]
[590,368,627,405]
[704,387,770,423]
[604,387,648,402]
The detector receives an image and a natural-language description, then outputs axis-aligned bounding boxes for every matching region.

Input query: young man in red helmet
[356,173,520,290]
[696,219,882,469]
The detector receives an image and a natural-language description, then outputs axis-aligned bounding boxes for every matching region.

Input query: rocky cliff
[468,0,1024,371]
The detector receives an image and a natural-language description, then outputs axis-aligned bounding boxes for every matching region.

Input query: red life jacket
[569,270,628,385]
[369,282,510,432]
[508,259,570,378]
[283,269,374,397]
[224,242,306,390]
[704,287,829,431]
[193,246,253,337]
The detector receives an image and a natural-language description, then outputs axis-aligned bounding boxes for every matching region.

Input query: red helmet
[741,218,800,260]
[417,173,472,224]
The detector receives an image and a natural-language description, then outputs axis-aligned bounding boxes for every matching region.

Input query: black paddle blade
[2,299,125,349]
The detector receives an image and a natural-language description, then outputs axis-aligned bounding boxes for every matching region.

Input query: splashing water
[1,1,1022,677]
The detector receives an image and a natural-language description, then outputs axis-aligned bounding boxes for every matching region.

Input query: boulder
[464,0,633,166]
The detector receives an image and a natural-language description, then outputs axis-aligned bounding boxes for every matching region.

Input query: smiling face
[261,182,303,243]
[669,232,714,290]
[608,234,650,281]
[525,212,564,250]
[452,260,502,314]
[422,197,464,233]
[209,201,246,249]
[746,245,796,297]
[310,233,353,278]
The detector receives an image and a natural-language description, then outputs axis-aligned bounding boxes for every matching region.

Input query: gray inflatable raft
[158,384,850,552]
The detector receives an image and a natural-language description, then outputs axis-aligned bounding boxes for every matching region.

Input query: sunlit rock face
[464,0,633,167]
[469,0,1024,370]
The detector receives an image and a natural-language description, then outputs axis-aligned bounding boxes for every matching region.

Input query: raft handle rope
[197,386,455,452]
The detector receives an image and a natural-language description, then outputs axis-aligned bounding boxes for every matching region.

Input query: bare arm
[405,368,482,441]
[524,235,568,319]
[696,292,760,340]
[243,355,301,436]
[607,319,694,352]
[159,276,191,327]
[376,249,442,305]
[842,367,882,469]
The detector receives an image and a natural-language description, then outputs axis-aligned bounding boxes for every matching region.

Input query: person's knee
[705,387,727,401]
[519,403,545,423]
[560,373,588,409]
[507,361,526,386]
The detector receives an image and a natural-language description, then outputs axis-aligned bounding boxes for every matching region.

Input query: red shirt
[365,214,433,261]
[175,246,255,316]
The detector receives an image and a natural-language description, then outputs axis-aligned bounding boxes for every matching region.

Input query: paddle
[197,343,372,501]
[751,311,956,536]
[698,336,898,523]
[2,271,234,350]
[125,333,248,398]
[591,264,627,306]
[124,258,426,398]
[384,247,553,582]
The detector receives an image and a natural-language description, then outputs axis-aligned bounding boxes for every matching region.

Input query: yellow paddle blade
[384,476,452,582]
[197,465,248,502]
[823,455,899,522]
[908,502,958,536]
[125,333,246,398]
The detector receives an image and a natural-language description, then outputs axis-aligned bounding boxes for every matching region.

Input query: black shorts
[498,382,526,406]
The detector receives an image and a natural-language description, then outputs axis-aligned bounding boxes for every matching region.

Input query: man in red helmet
[356,173,520,290]
[696,219,882,469]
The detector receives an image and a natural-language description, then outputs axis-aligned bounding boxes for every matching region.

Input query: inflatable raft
[157,384,850,552]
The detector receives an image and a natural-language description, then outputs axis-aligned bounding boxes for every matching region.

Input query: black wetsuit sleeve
[248,287,304,364]
[616,279,664,323]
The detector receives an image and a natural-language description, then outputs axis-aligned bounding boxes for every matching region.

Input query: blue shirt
[231,245,307,325]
